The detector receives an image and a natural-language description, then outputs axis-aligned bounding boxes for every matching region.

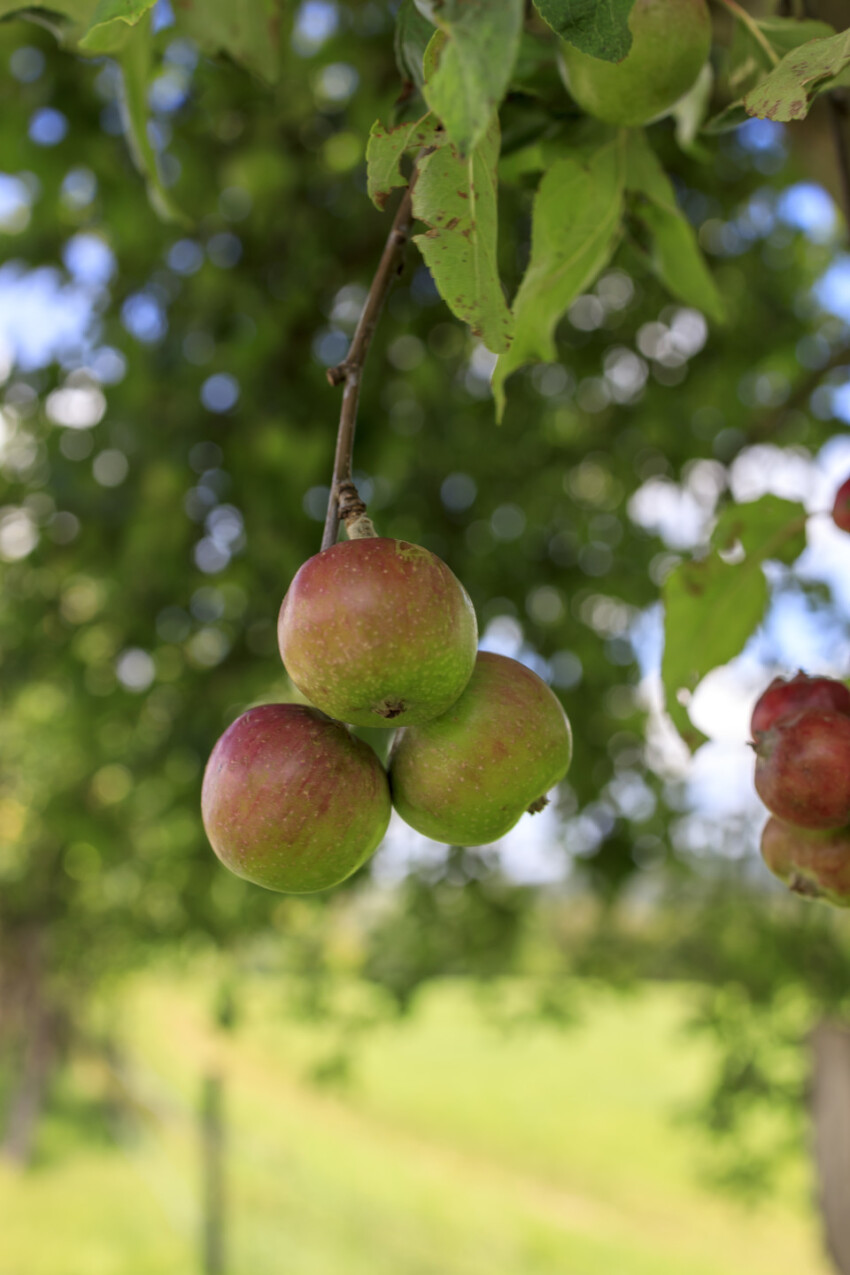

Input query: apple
[559,0,711,127]
[754,708,850,832]
[751,671,850,738]
[278,537,478,728]
[202,703,391,893]
[389,651,572,846]
[832,474,850,532]
[760,816,850,907]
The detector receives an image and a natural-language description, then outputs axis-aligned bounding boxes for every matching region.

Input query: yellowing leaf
[412,116,513,354]
[366,114,442,211]
[745,29,850,122]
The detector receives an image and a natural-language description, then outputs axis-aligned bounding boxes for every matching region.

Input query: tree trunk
[201,1070,226,1275]
[0,927,60,1166]
[1,1003,57,1165]
[811,1018,850,1273]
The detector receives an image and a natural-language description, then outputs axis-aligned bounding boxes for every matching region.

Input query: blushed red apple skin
[832,475,850,533]
[201,703,391,894]
[754,709,850,831]
[750,672,850,738]
[278,537,477,728]
[389,651,572,846]
[760,817,850,907]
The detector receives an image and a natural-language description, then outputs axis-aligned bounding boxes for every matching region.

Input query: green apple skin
[761,817,850,908]
[559,0,711,127]
[278,537,478,728]
[389,651,572,846]
[202,703,391,893]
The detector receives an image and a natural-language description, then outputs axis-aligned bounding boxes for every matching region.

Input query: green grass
[0,971,831,1275]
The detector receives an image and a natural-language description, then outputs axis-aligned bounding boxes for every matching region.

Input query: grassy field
[0,969,832,1275]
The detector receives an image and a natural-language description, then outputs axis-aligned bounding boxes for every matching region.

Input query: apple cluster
[753,672,850,906]
[201,537,572,894]
[752,476,850,903]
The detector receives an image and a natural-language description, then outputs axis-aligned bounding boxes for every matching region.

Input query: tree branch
[827,95,850,239]
[799,0,850,235]
[321,186,415,551]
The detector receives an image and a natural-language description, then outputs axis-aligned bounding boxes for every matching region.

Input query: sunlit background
[2,1,850,1272]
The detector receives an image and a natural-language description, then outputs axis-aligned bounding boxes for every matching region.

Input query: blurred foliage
[0,0,849,1185]
[362,849,531,1011]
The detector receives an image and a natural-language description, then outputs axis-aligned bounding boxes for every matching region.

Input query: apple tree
[0,4,850,1236]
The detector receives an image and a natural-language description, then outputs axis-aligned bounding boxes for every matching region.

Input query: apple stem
[337,479,376,539]
[321,185,416,551]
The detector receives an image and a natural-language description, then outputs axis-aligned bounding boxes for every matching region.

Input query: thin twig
[715,0,781,66]
[321,186,415,551]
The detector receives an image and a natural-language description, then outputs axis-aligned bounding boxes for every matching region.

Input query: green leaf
[625,132,723,324]
[744,30,850,122]
[825,64,850,93]
[0,0,92,16]
[510,30,570,102]
[418,0,524,155]
[758,15,835,58]
[0,0,283,69]
[412,115,513,354]
[492,133,625,418]
[116,17,192,225]
[173,0,282,85]
[672,63,713,153]
[394,0,433,93]
[725,25,769,101]
[725,17,832,100]
[366,113,442,211]
[0,0,150,50]
[712,495,806,566]
[0,0,96,43]
[78,0,155,52]
[422,26,444,81]
[706,16,835,132]
[532,0,636,61]
[702,102,750,136]
[662,558,766,750]
[662,496,807,750]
